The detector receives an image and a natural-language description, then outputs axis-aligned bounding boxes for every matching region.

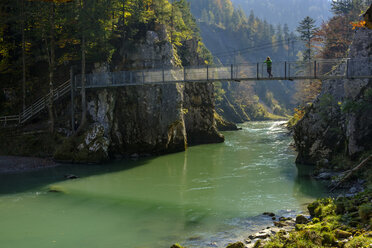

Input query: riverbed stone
[335,229,352,239]
[279,216,292,221]
[263,212,275,217]
[274,221,287,227]
[316,172,333,180]
[64,174,78,180]
[296,215,309,224]
[225,241,245,248]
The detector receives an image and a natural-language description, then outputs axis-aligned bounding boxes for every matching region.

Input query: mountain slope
[231,0,332,30]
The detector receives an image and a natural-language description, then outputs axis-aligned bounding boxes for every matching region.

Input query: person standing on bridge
[264,57,273,78]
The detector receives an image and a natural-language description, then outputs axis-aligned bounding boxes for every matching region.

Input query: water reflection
[0,121,327,248]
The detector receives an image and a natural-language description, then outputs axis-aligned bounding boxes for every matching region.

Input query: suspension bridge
[1,58,371,127]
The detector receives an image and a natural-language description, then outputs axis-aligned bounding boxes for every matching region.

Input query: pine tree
[297,16,317,61]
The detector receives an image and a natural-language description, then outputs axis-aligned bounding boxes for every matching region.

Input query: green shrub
[358,203,372,224]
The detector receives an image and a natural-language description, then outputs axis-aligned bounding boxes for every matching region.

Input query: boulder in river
[64,174,79,180]
[295,215,309,224]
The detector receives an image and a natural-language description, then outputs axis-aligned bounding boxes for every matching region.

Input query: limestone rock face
[183,82,224,144]
[109,84,187,155]
[293,29,372,165]
[68,27,223,161]
[121,26,175,70]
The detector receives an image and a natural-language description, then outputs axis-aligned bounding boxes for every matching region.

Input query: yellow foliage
[293,107,305,121]
[350,20,366,29]
[288,107,306,127]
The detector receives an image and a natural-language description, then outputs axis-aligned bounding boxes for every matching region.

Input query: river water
[0,121,327,248]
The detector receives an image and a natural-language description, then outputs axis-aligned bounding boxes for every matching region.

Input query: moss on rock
[226,241,245,248]
[170,244,185,248]
[263,189,372,248]
[54,124,110,163]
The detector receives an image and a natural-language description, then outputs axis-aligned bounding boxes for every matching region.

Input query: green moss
[253,240,262,248]
[264,189,372,248]
[170,244,185,248]
[225,241,245,248]
[307,198,335,219]
[53,136,77,162]
[295,224,304,231]
[321,232,336,245]
[311,217,320,223]
[54,130,109,164]
[345,235,372,248]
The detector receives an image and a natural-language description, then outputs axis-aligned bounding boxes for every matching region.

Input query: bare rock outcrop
[293,28,372,165]
[55,27,224,163]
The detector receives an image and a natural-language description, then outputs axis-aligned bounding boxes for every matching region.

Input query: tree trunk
[122,0,126,47]
[76,0,87,135]
[330,155,372,192]
[48,3,55,133]
[21,0,26,112]
[170,0,174,43]
[80,33,86,129]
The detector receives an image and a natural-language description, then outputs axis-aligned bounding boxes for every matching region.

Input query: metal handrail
[0,79,71,127]
[75,58,372,89]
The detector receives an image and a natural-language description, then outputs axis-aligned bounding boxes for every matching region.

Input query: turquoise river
[0,121,327,248]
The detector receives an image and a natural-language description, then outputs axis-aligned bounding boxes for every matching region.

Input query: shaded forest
[0,0,212,120]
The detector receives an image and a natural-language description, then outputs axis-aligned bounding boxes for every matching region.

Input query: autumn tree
[314,0,371,58]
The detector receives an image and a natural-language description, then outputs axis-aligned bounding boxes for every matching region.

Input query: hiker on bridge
[264,56,273,78]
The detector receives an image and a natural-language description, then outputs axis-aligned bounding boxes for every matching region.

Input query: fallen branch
[330,154,372,192]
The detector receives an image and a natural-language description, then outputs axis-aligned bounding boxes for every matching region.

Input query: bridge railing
[74,58,371,88]
[347,57,372,78]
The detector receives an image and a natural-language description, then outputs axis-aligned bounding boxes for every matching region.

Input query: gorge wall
[293,28,372,166]
[54,27,224,163]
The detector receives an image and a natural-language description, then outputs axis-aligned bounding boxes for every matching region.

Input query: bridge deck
[76,58,372,89]
[1,58,371,127]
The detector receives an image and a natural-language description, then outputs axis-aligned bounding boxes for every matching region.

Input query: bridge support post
[184,67,187,81]
[206,66,209,81]
[70,66,75,132]
[314,60,317,79]
[162,67,165,83]
[284,62,287,79]
[256,63,259,80]
[346,59,350,79]
[231,64,233,80]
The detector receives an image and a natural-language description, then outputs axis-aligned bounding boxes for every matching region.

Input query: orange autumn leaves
[350,20,366,29]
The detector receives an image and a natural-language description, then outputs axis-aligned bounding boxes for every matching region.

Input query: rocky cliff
[55,27,223,163]
[293,28,372,166]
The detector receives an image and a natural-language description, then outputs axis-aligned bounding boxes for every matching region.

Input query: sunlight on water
[0,121,327,248]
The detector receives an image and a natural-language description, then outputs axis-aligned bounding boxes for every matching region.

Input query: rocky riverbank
[172,186,371,248]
